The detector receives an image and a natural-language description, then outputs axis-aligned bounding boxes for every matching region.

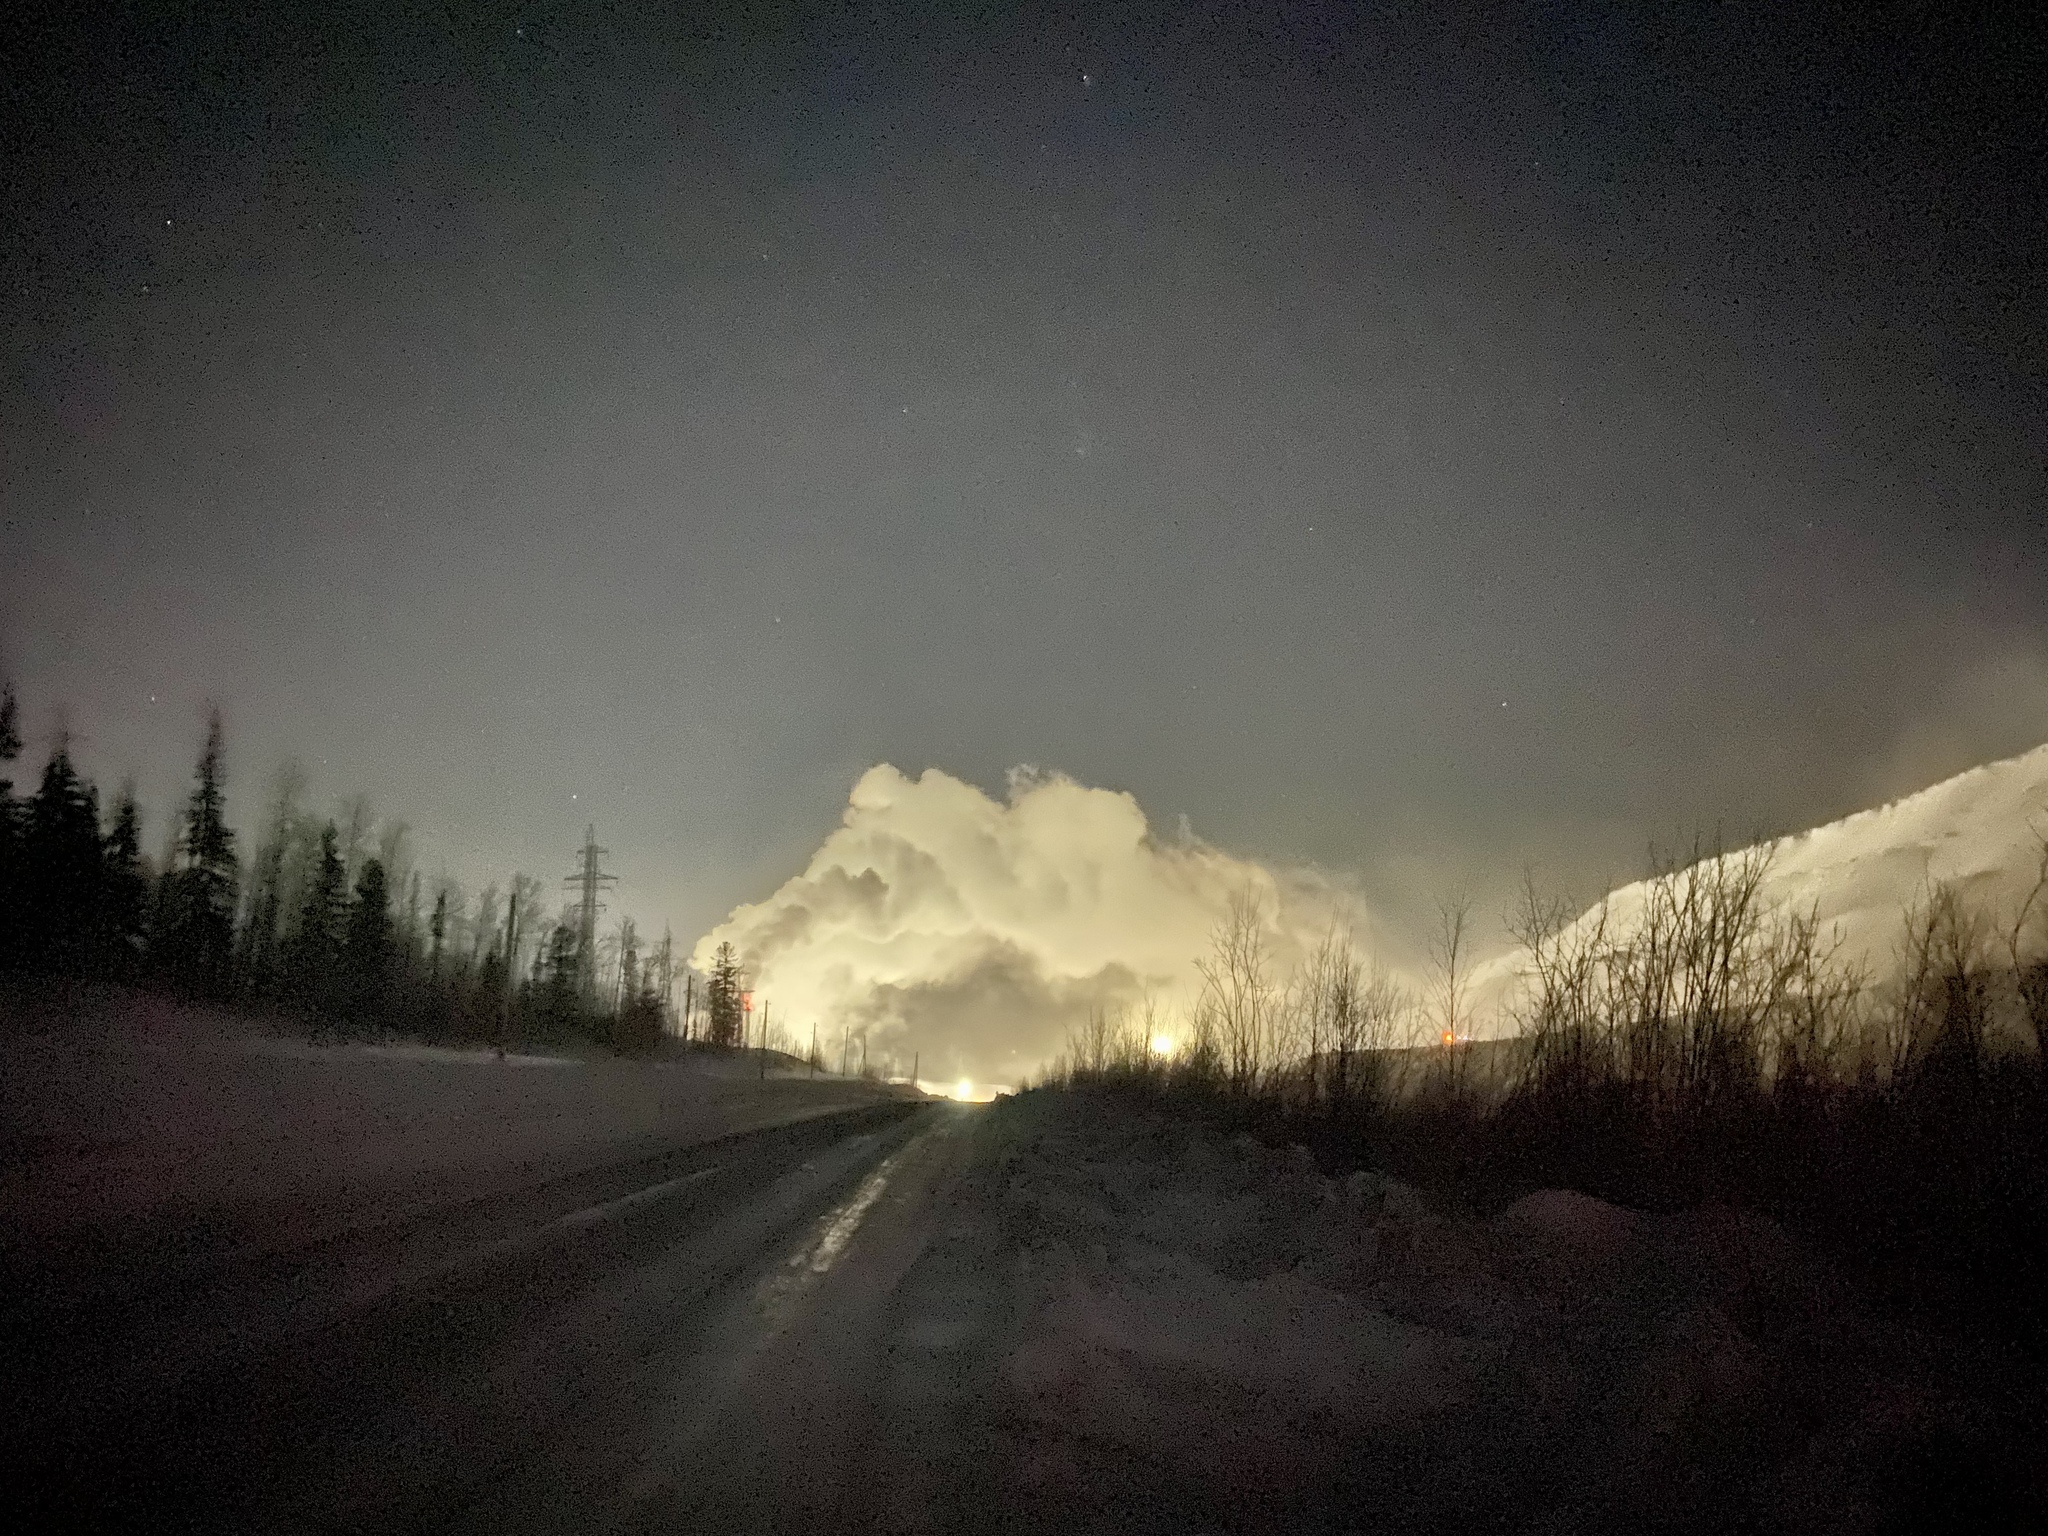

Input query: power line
[563,824,617,1007]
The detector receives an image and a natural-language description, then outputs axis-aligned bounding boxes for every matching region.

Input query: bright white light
[954,1078,973,1101]
[1148,1034,1175,1056]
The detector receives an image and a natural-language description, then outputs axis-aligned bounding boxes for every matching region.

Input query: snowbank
[0,985,908,1263]
[963,1091,2036,1529]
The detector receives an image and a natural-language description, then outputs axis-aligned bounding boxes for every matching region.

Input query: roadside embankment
[915,1087,2041,1533]
[0,982,914,1269]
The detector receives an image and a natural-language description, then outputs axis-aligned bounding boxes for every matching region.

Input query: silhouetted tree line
[0,686,689,1055]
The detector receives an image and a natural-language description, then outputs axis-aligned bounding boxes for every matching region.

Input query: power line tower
[564,825,617,1009]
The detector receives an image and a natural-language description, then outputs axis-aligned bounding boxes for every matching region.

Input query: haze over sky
[5,1,2044,959]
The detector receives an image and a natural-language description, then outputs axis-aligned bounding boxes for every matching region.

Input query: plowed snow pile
[952,1091,2037,1533]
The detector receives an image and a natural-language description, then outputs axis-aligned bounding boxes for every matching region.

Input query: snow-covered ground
[942,1090,2036,1531]
[1467,741,2048,1036]
[0,984,910,1263]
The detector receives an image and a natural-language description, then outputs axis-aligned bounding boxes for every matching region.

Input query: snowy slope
[1466,742,2048,1036]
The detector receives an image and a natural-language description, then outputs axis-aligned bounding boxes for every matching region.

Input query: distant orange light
[1441,1030,1456,1047]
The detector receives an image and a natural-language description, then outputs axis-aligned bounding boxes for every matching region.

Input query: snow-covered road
[8,1039,2041,1533]
[10,1095,961,1532]
[0,987,918,1269]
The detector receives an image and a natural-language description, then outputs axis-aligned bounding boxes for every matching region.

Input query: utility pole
[563,825,617,1011]
[912,1050,919,1089]
[758,1002,770,1079]
[809,1021,818,1079]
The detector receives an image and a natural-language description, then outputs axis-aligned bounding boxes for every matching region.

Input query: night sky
[5,1,2044,953]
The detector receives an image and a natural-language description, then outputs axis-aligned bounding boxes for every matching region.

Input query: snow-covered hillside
[1466,742,2048,1036]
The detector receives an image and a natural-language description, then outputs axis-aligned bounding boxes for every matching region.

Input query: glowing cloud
[691,765,1357,1085]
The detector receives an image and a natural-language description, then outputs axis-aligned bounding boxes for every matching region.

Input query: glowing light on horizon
[1148,1034,1175,1056]
[689,765,1373,1090]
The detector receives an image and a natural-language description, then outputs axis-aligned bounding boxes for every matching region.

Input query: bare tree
[1508,840,1870,1130]
[468,884,500,978]
[1890,881,1992,1083]
[1769,909,1867,1097]
[427,876,459,983]
[1429,892,1473,1045]
[1290,930,1341,1107]
[2005,834,2048,1068]
[1195,887,1275,1097]
[1068,1003,1117,1077]
[239,760,306,988]
[402,869,423,968]
[376,819,412,945]
[1296,926,1407,1114]
[1510,871,1613,1110]
[504,874,543,982]
[337,793,375,886]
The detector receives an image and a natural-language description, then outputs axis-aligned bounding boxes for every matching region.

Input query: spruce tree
[428,887,448,982]
[101,787,149,977]
[475,941,507,1037]
[340,856,392,1023]
[0,683,18,780]
[536,922,579,1037]
[614,979,664,1055]
[707,942,745,1048]
[0,683,22,968]
[288,822,345,1016]
[158,710,239,995]
[24,742,103,974]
